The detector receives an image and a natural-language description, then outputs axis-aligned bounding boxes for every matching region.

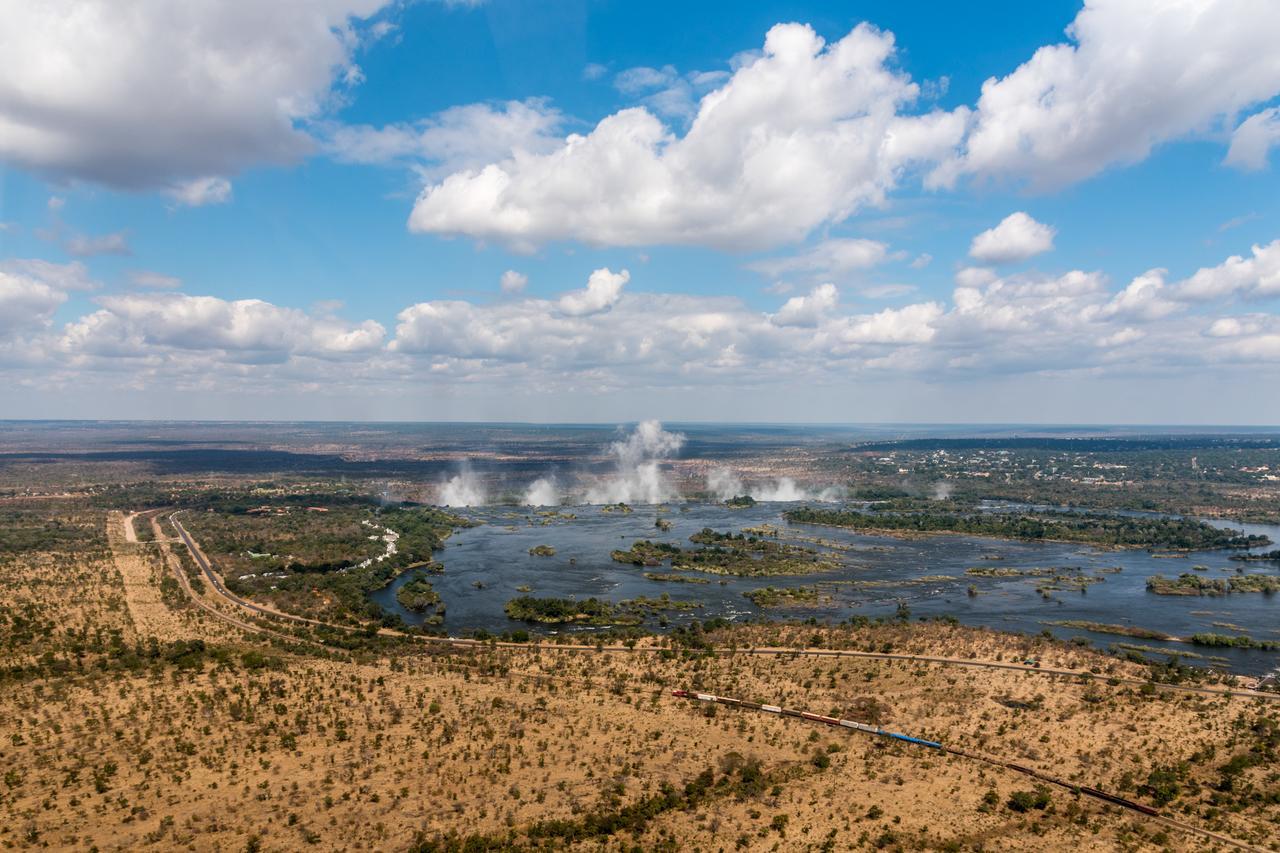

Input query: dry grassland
[0,506,1277,852]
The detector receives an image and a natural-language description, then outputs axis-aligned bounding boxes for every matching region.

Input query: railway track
[671,689,1268,852]
[147,511,325,647]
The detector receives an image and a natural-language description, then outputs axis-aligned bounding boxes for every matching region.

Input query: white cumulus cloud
[1225,107,1280,170]
[0,0,390,190]
[324,99,563,178]
[60,293,385,360]
[772,284,839,328]
[558,268,628,317]
[0,271,67,339]
[1175,239,1280,301]
[167,177,233,207]
[969,212,1056,264]
[748,238,889,280]
[500,270,528,295]
[939,0,1280,188]
[408,22,967,251]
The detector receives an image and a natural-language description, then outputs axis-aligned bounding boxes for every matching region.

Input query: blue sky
[2,0,1279,423]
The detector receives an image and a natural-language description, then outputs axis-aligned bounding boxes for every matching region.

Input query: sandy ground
[106,509,192,641]
[121,512,139,544]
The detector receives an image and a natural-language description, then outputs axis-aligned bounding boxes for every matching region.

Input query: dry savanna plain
[1,483,1279,852]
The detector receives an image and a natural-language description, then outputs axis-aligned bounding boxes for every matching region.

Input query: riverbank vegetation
[180,493,472,625]
[784,507,1269,550]
[1230,550,1280,562]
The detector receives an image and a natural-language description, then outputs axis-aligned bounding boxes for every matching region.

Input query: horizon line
[1,418,1279,431]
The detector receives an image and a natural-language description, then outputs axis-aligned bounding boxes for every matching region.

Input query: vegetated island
[966,566,1059,578]
[395,571,445,625]
[783,506,1270,550]
[504,595,623,625]
[744,585,828,608]
[527,544,556,557]
[1146,573,1280,596]
[643,572,709,584]
[724,494,756,508]
[611,528,834,576]
[1187,632,1280,651]
[503,593,699,625]
[967,566,1107,594]
[1044,620,1173,641]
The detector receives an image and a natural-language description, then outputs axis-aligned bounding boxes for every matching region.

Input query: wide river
[370,502,1280,677]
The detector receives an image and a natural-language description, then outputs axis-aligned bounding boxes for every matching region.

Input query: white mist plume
[814,485,847,502]
[706,468,844,503]
[437,467,486,506]
[753,477,810,502]
[931,481,954,500]
[586,420,685,504]
[706,467,745,501]
[523,477,560,506]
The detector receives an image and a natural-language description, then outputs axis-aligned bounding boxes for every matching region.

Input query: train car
[838,719,878,734]
[799,712,840,726]
[1079,786,1160,816]
[882,731,943,749]
[671,688,1166,825]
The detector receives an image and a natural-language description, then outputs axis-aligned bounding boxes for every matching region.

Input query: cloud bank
[6,242,1280,406]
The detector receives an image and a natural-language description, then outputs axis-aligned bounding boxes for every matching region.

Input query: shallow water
[369,502,1280,677]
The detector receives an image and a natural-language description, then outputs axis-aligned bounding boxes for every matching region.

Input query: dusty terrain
[1,498,1277,852]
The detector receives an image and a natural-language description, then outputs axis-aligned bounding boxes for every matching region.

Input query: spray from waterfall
[437,465,486,507]
[585,420,685,504]
[706,467,745,501]
[523,477,560,506]
[705,469,845,503]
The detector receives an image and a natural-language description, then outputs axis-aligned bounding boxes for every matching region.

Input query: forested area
[784,507,1270,550]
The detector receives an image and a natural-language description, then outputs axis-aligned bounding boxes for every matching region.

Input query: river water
[369,502,1280,677]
